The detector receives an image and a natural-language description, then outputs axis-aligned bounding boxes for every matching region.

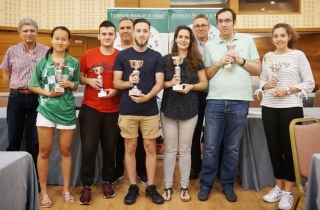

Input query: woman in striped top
[259,23,315,210]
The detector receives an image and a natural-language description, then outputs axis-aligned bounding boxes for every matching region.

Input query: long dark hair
[272,23,299,49]
[169,25,203,72]
[45,26,71,59]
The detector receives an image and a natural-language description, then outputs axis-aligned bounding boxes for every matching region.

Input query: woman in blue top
[161,25,207,202]
[28,26,80,208]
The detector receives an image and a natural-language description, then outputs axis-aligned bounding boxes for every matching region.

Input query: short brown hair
[119,17,133,24]
[133,18,151,29]
[193,14,208,22]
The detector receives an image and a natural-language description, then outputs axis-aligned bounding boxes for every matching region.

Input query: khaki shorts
[118,114,160,139]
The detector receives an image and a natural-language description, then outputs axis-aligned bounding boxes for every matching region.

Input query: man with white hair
[1,18,49,192]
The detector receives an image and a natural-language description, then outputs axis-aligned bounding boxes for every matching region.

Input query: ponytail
[45,47,53,60]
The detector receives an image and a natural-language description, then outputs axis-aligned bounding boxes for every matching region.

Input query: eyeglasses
[193,24,209,29]
[217,19,233,24]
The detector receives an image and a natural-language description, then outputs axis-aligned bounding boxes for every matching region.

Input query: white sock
[282,190,291,195]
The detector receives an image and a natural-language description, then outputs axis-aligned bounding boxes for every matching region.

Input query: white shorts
[36,113,76,130]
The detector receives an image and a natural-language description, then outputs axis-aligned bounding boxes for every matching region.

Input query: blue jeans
[6,90,39,169]
[200,99,249,192]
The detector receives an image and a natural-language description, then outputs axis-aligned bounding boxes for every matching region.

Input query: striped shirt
[196,34,214,56]
[0,42,49,89]
[260,50,315,108]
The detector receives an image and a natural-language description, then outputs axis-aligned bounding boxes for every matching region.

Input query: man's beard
[134,38,148,47]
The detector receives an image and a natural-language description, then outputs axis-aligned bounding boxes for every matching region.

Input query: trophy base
[269,88,278,95]
[224,64,234,70]
[172,84,183,91]
[129,89,142,96]
[98,91,107,98]
[54,87,64,93]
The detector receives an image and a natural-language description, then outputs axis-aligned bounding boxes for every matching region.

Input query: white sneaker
[263,185,283,202]
[278,192,294,210]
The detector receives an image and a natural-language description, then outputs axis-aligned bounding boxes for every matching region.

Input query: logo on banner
[147,26,165,56]
[113,26,166,55]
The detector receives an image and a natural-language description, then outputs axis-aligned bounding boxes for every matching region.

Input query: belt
[11,89,36,95]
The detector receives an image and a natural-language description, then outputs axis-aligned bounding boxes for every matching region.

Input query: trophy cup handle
[54,69,65,93]
[97,73,107,98]
[128,60,143,96]
[129,72,142,96]
[172,62,183,91]
[225,45,236,70]
[130,69,141,94]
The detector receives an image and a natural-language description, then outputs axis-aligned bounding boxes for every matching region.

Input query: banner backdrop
[168,9,220,51]
[107,8,169,56]
[107,8,221,55]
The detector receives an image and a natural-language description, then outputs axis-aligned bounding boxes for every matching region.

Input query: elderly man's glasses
[217,19,233,24]
[193,24,209,29]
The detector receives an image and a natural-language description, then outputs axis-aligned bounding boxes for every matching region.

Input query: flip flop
[180,188,191,202]
[162,187,173,201]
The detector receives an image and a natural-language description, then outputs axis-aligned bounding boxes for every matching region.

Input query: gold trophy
[54,61,65,93]
[225,44,236,70]
[92,66,107,98]
[172,56,184,91]
[129,60,143,96]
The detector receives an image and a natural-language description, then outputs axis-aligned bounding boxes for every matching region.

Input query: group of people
[1,7,314,210]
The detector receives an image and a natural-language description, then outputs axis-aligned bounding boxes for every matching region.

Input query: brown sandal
[41,194,53,208]
[162,187,173,201]
[180,188,191,202]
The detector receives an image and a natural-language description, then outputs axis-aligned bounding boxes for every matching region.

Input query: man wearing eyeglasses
[189,14,214,180]
[198,8,261,202]
[192,14,214,55]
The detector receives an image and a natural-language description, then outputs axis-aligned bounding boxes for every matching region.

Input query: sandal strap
[181,188,189,197]
[63,191,74,202]
[163,187,173,200]
[164,187,173,192]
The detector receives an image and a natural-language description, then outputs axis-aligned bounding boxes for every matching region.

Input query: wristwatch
[286,87,292,95]
[240,58,246,66]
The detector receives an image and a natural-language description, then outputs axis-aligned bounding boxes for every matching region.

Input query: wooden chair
[313,90,320,107]
[0,97,8,107]
[289,118,320,210]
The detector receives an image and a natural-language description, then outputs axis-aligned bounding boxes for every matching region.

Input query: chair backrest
[0,97,8,107]
[289,117,320,193]
[250,93,262,107]
[313,90,320,107]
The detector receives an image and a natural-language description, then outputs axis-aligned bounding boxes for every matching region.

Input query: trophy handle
[97,75,104,89]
